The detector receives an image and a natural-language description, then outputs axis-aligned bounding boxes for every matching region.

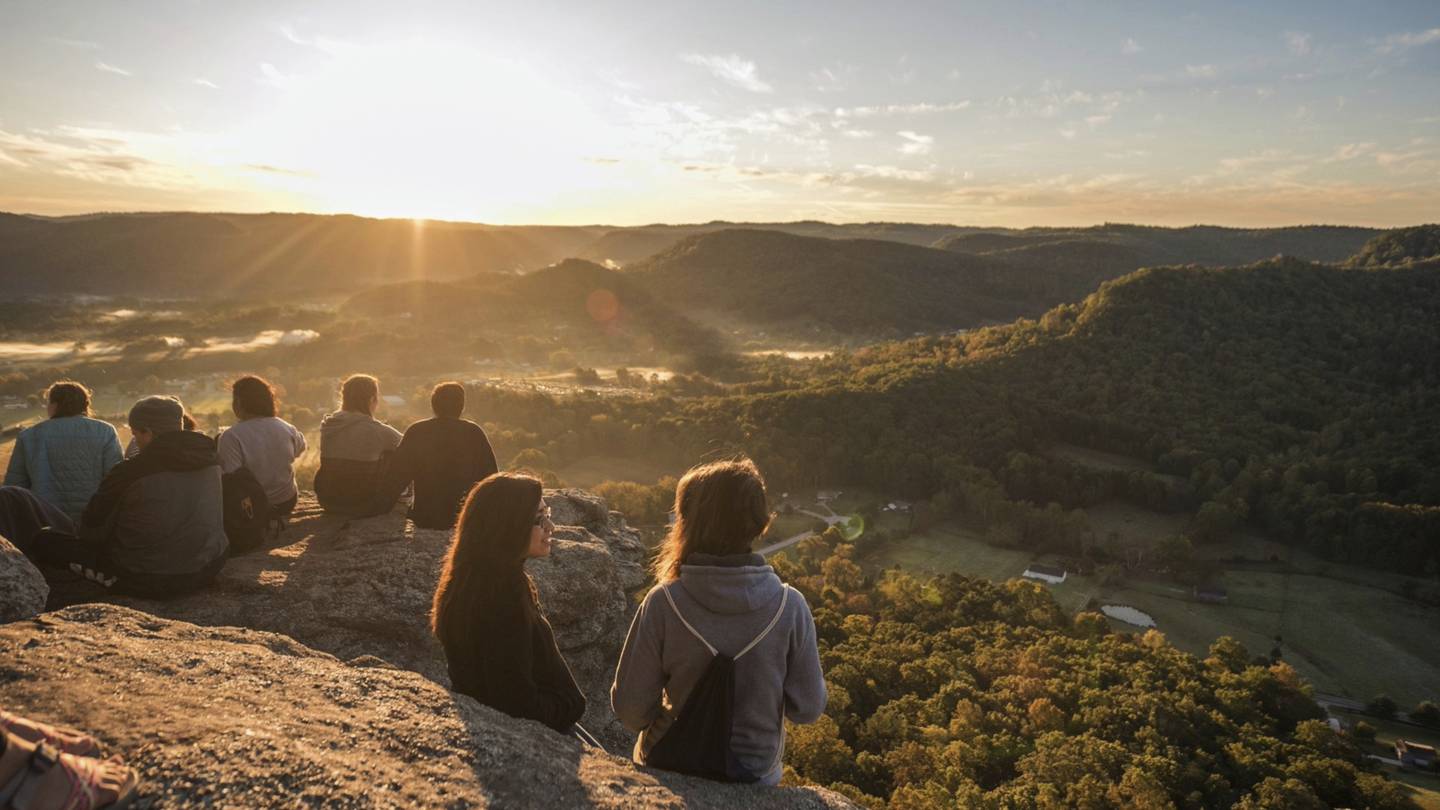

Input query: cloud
[95,61,131,77]
[244,163,313,177]
[1185,64,1218,79]
[897,130,933,155]
[841,129,875,139]
[193,78,220,89]
[1284,31,1312,56]
[681,53,773,93]
[834,100,970,118]
[258,62,293,89]
[1376,27,1440,54]
[1323,143,1375,163]
[1122,38,1142,55]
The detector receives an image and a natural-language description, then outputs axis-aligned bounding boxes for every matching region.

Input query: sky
[1,0,1438,227]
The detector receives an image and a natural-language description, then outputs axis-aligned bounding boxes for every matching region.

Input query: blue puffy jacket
[4,415,123,521]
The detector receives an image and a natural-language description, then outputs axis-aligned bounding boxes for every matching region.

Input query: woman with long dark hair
[610,459,826,784]
[431,473,589,737]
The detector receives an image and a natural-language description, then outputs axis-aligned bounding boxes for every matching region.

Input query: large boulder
[0,534,47,623]
[44,490,650,749]
[0,604,855,809]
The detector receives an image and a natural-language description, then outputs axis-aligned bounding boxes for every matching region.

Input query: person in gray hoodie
[611,459,827,785]
[314,374,402,516]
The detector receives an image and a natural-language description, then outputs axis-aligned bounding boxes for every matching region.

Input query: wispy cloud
[1284,31,1312,56]
[193,78,220,89]
[897,130,933,155]
[1185,64,1218,79]
[258,62,293,89]
[835,100,970,118]
[1376,27,1440,54]
[1323,142,1375,163]
[681,53,773,93]
[1122,38,1142,55]
[95,61,131,77]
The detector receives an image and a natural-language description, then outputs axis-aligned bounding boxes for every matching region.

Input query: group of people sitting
[1,377,826,807]
[0,374,498,596]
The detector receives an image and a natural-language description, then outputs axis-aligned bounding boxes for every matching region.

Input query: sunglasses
[534,509,553,527]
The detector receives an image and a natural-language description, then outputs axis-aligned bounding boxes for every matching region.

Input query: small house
[1396,740,1437,769]
[1022,564,1067,585]
[1193,585,1229,604]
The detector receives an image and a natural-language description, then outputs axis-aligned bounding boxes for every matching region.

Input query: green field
[867,520,1440,708]
[861,523,1098,614]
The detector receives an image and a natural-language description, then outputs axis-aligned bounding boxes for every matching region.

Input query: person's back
[218,416,305,509]
[610,459,826,785]
[3,382,122,522]
[217,375,306,514]
[96,428,228,578]
[315,409,401,514]
[30,395,228,598]
[381,383,498,529]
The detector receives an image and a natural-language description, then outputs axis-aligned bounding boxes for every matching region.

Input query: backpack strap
[736,586,789,661]
[660,584,790,661]
[660,585,718,655]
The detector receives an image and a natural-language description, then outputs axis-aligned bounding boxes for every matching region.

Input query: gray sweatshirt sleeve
[610,588,668,732]
[782,589,827,724]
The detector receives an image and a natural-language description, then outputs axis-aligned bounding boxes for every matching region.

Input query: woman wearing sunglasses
[431,473,597,744]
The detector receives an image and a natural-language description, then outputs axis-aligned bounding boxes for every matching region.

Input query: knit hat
[128,395,185,434]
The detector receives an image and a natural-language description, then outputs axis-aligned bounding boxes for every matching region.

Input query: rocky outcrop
[0,605,855,809]
[0,534,47,623]
[44,490,649,749]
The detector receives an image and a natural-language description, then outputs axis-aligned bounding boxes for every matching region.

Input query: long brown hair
[652,458,771,582]
[431,473,544,644]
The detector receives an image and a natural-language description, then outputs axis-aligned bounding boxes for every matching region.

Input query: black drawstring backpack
[645,584,790,782]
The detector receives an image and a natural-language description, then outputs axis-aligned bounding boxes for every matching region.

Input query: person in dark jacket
[315,374,402,516]
[430,473,589,738]
[27,395,228,598]
[378,381,498,529]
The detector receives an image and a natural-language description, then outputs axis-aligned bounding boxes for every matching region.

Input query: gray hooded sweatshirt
[610,553,827,785]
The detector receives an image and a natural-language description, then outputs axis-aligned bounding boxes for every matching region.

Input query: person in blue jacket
[3,381,122,522]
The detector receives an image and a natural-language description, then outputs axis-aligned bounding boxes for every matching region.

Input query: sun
[235,38,626,222]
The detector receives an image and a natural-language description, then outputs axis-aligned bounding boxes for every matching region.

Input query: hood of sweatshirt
[320,409,376,438]
[141,429,219,471]
[677,552,783,615]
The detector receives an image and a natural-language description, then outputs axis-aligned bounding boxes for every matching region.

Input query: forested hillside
[624,229,1041,338]
[467,256,1440,575]
[772,532,1412,808]
[1347,224,1440,267]
[340,259,728,366]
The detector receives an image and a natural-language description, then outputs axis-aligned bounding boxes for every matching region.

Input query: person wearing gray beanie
[25,395,228,597]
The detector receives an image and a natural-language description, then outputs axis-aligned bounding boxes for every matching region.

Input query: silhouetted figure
[378,382,498,529]
[314,374,401,516]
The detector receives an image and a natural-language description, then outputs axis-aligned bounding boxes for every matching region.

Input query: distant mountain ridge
[0,211,1394,310]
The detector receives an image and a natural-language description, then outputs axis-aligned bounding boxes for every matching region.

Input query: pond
[1101,604,1157,628]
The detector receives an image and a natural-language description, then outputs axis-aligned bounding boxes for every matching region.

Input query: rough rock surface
[0,605,856,809]
[0,534,48,623]
[45,490,649,749]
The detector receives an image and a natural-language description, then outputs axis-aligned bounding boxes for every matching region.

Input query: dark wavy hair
[47,381,92,418]
[232,375,278,418]
[431,473,545,645]
[652,458,770,582]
